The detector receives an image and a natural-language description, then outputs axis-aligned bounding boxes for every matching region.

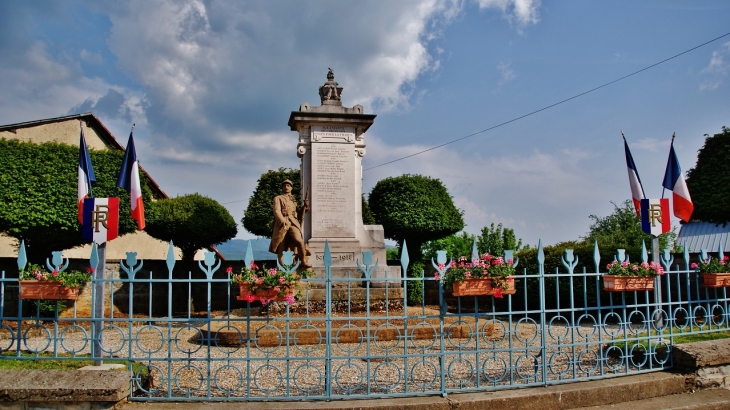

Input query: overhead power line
[363,31,730,172]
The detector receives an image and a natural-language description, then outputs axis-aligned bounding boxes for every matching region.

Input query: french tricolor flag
[662,135,693,223]
[77,124,96,224]
[116,127,145,230]
[623,133,645,218]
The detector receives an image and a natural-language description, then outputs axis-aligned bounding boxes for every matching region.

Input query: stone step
[574,389,730,410]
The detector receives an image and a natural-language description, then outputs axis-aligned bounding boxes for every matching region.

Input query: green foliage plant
[477,223,526,256]
[692,256,730,274]
[368,174,464,265]
[19,263,92,288]
[421,232,475,261]
[686,126,730,224]
[407,261,424,304]
[242,168,301,237]
[583,200,676,253]
[441,254,515,298]
[146,193,237,260]
[605,260,664,277]
[0,139,155,263]
[229,261,313,304]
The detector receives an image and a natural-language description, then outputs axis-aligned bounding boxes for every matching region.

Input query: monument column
[289,69,398,283]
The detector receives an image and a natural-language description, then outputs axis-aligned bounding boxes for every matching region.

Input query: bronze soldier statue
[268,179,311,268]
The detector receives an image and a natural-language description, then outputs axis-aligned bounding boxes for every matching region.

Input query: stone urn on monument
[287,69,400,289]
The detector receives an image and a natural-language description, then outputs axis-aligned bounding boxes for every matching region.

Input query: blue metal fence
[0,240,728,401]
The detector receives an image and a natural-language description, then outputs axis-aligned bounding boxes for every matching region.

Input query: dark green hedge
[0,138,155,262]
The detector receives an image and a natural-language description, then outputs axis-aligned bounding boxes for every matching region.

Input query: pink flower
[482,253,492,261]
[244,294,255,303]
[268,268,277,276]
[226,266,233,274]
[256,278,264,284]
[434,273,440,281]
[465,272,471,278]
[260,298,270,306]
[724,256,729,262]
[86,267,95,274]
[621,261,630,267]
[450,260,456,268]
[250,262,259,270]
[472,258,479,265]
[278,276,285,283]
[273,286,280,292]
[691,263,698,269]
[285,295,295,305]
[632,265,639,271]
[507,276,514,282]
[437,263,445,271]
[641,262,649,269]
[493,288,503,299]
[51,270,59,277]
[35,273,43,280]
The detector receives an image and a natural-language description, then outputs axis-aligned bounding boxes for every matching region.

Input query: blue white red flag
[662,136,693,223]
[77,124,96,224]
[623,133,645,218]
[115,128,145,230]
[82,197,119,244]
[640,198,670,236]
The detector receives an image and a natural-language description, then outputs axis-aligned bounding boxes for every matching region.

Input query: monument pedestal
[289,70,401,296]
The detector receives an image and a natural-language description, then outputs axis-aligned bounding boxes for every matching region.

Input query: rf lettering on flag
[640,198,670,237]
[82,198,119,245]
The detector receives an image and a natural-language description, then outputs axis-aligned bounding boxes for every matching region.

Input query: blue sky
[1,1,728,248]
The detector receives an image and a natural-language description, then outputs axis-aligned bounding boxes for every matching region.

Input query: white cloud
[497,61,516,85]
[475,0,541,31]
[700,41,730,91]
[362,134,605,246]
[79,49,103,65]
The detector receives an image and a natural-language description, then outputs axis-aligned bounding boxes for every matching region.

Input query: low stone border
[673,338,730,389]
[0,369,129,409]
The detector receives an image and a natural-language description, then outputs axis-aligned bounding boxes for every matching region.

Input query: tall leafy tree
[146,193,237,260]
[368,174,464,264]
[0,139,154,262]
[582,200,676,254]
[686,126,730,224]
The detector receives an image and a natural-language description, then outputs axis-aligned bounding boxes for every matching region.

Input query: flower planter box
[452,278,516,297]
[236,283,294,301]
[700,272,730,288]
[18,280,79,300]
[602,275,655,292]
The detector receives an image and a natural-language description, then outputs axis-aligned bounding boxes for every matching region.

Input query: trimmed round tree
[242,168,302,238]
[146,193,238,260]
[686,127,730,224]
[368,174,464,265]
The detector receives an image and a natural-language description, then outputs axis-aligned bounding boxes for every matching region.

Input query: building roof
[0,112,168,199]
[677,222,730,253]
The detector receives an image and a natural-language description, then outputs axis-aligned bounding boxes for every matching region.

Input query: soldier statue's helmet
[281,179,293,187]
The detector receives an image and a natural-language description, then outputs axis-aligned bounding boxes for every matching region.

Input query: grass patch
[0,351,148,375]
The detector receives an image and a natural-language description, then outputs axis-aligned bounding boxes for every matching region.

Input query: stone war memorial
[286,69,400,291]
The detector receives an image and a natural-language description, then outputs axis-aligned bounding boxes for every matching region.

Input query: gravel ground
[0,310,667,400]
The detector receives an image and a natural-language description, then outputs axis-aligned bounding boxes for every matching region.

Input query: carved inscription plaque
[311,141,356,238]
[314,252,355,263]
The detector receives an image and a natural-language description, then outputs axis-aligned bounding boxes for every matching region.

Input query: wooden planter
[452,278,516,297]
[236,283,295,301]
[700,272,730,288]
[602,275,655,292]
[18,280,79,300]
